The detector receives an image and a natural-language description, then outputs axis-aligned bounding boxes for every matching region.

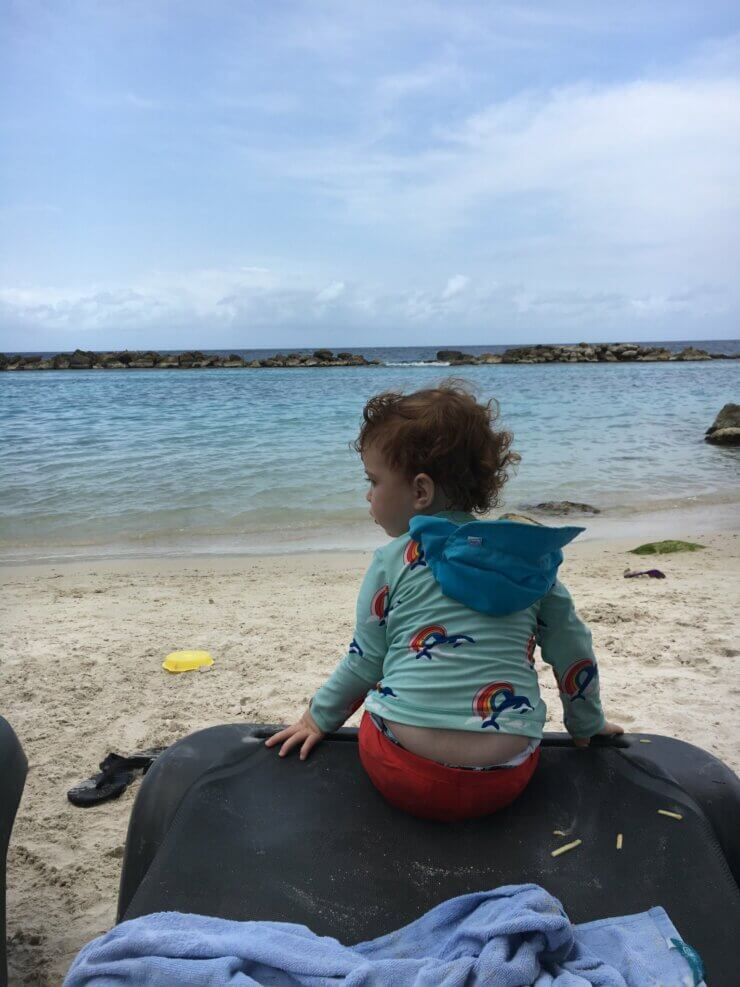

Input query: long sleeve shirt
[310,511,605,739]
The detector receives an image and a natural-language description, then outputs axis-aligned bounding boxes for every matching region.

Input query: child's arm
[265,551,388,759]
[536,579,623,745]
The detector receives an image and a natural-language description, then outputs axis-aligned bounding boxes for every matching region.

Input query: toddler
[266,381,623,821]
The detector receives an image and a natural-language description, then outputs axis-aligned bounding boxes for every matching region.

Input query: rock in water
[498,512,542,525]
[528,501,601,515]
[705,404,740,446]
[68,349,95,369]
[436,350,474,363]
[673,346,712,361]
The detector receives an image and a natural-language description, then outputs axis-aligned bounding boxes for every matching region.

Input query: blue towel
[64,883,705,986]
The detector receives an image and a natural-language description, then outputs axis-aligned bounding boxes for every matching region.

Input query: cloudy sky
[1,0,739,350]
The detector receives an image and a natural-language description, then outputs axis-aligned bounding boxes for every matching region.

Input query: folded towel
[64,883,704,986]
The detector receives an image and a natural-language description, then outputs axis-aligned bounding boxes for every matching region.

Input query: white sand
[2,529,739,984]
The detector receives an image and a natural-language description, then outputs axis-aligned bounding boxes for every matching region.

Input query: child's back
[266,381,622,820]
[311,509,605,767]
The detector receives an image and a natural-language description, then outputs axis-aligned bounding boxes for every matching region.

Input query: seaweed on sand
[630,540,705,555]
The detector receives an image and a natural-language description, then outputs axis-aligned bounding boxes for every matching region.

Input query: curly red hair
[353,379,519,514]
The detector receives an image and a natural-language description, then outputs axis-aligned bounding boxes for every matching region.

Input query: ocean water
[1,341,738,563]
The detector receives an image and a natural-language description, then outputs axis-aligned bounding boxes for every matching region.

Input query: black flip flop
[67,767,135,808]
[97,748,167,777]
[67,747,167,808]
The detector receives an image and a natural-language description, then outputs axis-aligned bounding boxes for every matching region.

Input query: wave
[383,361,452,367]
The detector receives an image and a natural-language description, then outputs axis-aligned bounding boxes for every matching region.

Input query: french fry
[551,839,582,857]
[553,830,567,837]
[616,833,623,850]
[658,809,683,820]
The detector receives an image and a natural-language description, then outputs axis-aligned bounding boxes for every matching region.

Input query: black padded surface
[119,726,740,985]
[0,717,28,987]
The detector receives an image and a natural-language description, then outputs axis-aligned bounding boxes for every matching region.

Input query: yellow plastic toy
[162,650,214,673]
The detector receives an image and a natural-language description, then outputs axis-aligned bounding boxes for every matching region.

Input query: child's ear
[413,473,435,509]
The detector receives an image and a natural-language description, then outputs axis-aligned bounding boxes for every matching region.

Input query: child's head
[353,379,519,537]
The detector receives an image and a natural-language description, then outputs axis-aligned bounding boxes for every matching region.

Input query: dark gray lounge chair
[116,724,740,985]
[0,717,27,987]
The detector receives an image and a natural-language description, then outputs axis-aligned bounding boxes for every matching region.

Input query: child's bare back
[383,720,531,766]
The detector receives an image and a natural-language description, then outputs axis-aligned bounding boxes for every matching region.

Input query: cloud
[376,60,464,104]
[2,267,735,351]
[252,73,740,273]
[211,91,301,114]
[442,274,469,299]
[80,90,163,111]
[2,10,739,347]
[0,286,168,333]
[227,31,740,295]
[315,281,345,303]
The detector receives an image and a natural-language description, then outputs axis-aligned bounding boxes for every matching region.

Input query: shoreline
[3,518,740,983]
[3,491,739,568]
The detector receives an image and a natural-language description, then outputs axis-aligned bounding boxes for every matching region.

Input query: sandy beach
[5,0,740,981]
[2,525,739,985]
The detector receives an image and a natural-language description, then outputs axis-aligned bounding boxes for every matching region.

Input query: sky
[1,0,739,351]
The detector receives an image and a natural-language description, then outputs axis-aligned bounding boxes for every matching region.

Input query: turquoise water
[2,352,739,562]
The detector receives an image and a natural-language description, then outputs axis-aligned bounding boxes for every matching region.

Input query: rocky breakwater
[435,343,737,365]
[0,348,381,371]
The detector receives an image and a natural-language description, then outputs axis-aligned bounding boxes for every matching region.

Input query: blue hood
[408,514,584,616]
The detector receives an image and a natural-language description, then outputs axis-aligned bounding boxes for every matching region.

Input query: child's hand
[570,720,625,748]
[264,706,326,761]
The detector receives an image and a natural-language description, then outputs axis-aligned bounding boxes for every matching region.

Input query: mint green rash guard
[310,510,606,740]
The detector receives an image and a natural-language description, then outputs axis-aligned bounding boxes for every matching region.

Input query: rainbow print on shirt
[554,659,599,702]
[525,633,537,667]
[408,624,475,661]
[473,681,534,730]
[370,585,390,625]
[403,539,427,570]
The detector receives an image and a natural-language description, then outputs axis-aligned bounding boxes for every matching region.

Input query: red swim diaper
[358,711,540,822]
